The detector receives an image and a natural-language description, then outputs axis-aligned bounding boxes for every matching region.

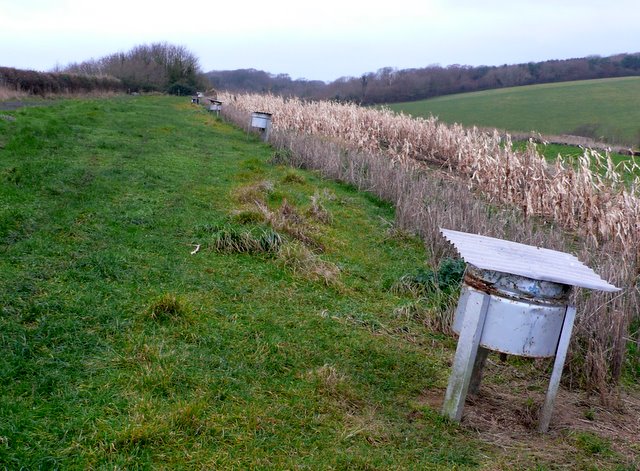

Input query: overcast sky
[1,0,638,82]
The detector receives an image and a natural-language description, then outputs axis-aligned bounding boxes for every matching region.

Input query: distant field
[387,77,640,148]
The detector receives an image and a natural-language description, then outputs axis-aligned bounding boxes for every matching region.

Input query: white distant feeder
[208,99,222,115]
[250,111,272,142]
[439,228,619,432]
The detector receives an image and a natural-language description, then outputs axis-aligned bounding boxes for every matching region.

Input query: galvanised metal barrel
[251,112,272,129]
[452,264,571,358]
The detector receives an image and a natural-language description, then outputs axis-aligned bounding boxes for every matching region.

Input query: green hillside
[388,77,640,148]
[1,97,637,469]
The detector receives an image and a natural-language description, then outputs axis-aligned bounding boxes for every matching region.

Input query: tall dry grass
[221,94,640,397]
[0,85,28,101]
[0,84,123,102]
[0,67,124,96]
[222,93,640,250]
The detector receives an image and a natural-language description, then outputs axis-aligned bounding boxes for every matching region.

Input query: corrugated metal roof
[440,228,620,292]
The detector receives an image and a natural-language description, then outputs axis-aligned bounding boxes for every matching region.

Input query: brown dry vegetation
[0,84,123,106]
[419,356,640,469]
[229,180,340,285]
[0,85,28,101]
[221,94,640,398]
[506,130,640,157]
[0,67,124,96]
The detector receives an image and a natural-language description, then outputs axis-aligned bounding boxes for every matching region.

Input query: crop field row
[224,92,640,253]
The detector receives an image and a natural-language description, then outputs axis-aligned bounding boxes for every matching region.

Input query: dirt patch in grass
[417,359,640,468]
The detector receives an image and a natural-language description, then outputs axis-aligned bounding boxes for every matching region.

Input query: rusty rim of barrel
[464,264,571,304]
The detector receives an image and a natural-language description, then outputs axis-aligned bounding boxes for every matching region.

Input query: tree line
[206,53,640,104]
[63,42,207,95]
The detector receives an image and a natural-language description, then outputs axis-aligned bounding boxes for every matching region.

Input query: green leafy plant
[575,432,612,456]
[392,257,465,297]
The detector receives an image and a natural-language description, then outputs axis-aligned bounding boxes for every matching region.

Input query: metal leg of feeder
[442,290,490,422]
[469,346,490,396]
[538,305,577,433]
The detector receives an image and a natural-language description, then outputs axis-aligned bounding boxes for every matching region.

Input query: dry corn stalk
[223,92,640,256]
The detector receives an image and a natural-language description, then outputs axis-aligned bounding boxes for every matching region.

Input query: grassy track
[387,77,640,148]
[0,96,636,469]
[0,96,477,469]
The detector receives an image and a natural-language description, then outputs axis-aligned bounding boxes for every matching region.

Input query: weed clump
[306,191,333,225]
[383,226,416,243]
[3,166,21,184]
[394,299,453,334]
[112,422,168,451]
[281,171,306,184]
[227,183,337,281]
[233,180,274,204]
[256,199,322,250]
[574,432,612,456]
[392,258,465,334]
[278,241,340,285]
[211,225,283,254]
[392,258,465,297]
[258,229,284,253]
[147,293,188,322]
[269,148,293,165]
[231,209,264,225]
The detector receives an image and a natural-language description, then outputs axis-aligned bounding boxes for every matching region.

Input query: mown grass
[388,77,640,148]
[0,96,478,469]
[1,96,636,469]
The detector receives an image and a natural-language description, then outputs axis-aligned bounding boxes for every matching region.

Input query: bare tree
[63,42,205,93]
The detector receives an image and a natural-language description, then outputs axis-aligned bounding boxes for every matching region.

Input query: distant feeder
[208,99,222,115]
[250,111,272,142]
[439,228,619,432]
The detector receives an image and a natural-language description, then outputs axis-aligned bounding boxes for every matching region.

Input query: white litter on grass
[190,244,201,255]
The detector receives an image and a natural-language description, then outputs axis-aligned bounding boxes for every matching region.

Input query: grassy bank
[0,96,473,468]
[1,96,637,469]
[388,77,640,149]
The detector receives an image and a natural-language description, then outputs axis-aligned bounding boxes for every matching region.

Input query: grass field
[387,77,640,149]
[1,96,638,469]
[512,141,638,177]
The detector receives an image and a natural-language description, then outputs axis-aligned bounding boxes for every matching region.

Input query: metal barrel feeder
[439,228,619,432]
[250,111,272,142]
[208,99,222,115]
